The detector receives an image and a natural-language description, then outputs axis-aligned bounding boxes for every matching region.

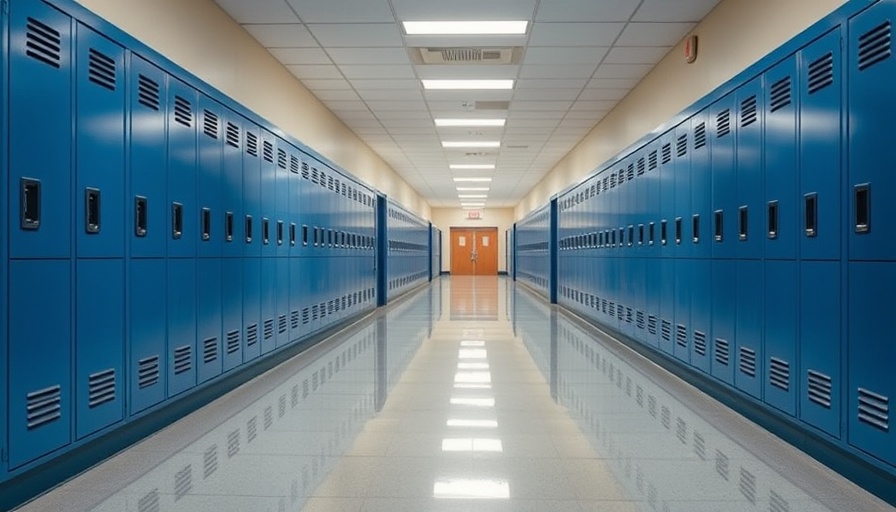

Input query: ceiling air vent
[417,47,516,65]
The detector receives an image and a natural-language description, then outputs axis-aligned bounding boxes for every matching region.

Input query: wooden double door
[450,227,498,275]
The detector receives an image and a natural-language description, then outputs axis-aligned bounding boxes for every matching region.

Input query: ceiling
[213,0,723,209]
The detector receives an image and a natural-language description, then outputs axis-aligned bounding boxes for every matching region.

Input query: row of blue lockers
[514,0,896,488]
[0,0,438,498]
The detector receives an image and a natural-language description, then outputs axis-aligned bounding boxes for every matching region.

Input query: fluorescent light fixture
[458,194,488,199]
[451,164,496,170]
[446,419,498,428]
[424,79,513,90]
[461,340,485,346]
[404,20,528,35]
[459,348,488,359]
[436,118,506,127]
[453,177,492,182]
[454,383,492,389]
[450,397,495,407]
[441,438,504,453]
[454,371,491,383]
[433,479,510,499]
[457,362,490,370]
[456,187,490,192]
[442,141,501,148]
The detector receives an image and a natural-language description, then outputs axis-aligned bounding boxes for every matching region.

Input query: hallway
[16,277,892,512]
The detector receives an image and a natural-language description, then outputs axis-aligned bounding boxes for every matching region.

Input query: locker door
[8,261,71,468]
[129,56,167,259]
[645,145,660,259]
[736,78,764,259]
[259,133,277,352]
[645,257,660,348]
[128,259,166,414]
[167,79,197,258]
[800,261,840,437]
[75,25,125,259]
[291,256,305,343]
[763,56,798,261]
[167,259,196,397]
[674,122,691,259]
[275,143,290,258]
[711,260,736,384]
[632,257,648,344]
[673,258,691,363]
[221,258,243,372]
[799,29,841,261]
[658,135,675,259]
[197,258,222,383]
[849,5,896,260]
[243,256,261,362]
[276,257,290,347]
[242,124,261,362]
[690,259,712,373]
[735,260,763,398]
[222,112,243,258]
[691,112,711,260]
[9,3,72,259]
[198,96,223,258]
[763,260,797,416]
[75,259,124,438]
[658,258,675,355]
[848,262,896,466]
[260,256,277,353]
[710,95,737,260]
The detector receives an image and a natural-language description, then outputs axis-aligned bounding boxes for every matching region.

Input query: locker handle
[225,212,234,242]
[290,223,297,246]
[20,177,41,230]
[738,206,748,241]
[201,208,211,241]
[302,224,308,246]
[262,218,270,245]
[245,215,253,244]
[638,224,644,246]
[674,217,682,245]
[767,201,778,240]
[172,202,183,239]
[277,220,284,246]
[804,193,817,238]
[85,188,101,234]
[627,225,634,247]
[660,220,668,246]
[134,196,148,237]
[855,184,870,234]
[713,210,723,242]
[692,214,700,244]
[648,222,655,246]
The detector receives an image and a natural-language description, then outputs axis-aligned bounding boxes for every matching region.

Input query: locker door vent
[26,385,62,430]
[138,356,161,389]
[291,310,300,330]
[609,174,617,189]
[661,320,672,342]
[716,108,731,137]
[174,465,192,501]
[675,324,687,348]
[770,490,790,512]
[138,490,159,512]
[225,122,240,148]
[857,388,890,432]
[769,76,792,112]
[264,406,273,429]
[858,21,891,71]
[173,345,192,375]
[291,155,300,174]
[203,337,218,364]
[225,330,240,354]
[739,468,757,504]
[740,95,757,127]
[661,143,672,164]
[648,150,658,170]
[714,338,730,366]
[660,405,671,429]
[311,167,319,184]
[292,384,299,407]
[312,304,319,321]
[608,301,616,318]
[137,74,161,111]
[694,331,707,356]
[202,110,218,138]
[264,318,274,340]
[203,445,218,479]
[694,122,707,149]
[278,314,287,335]
[647,315,657,335]
[279,395,287,417]
[263,140,274,163]
[173,96,192,127]
[88,48,116,91]
[694,432,706,460]
[302,308,310,324]
[637,157,646,176]
[808,52,834,94]
[676,134,687,157]
[625,306,633,324]
[627,164,635,181]
[807,370,833,408]
[246,131,258,156]
[636,310,645,329]
[247,416,258,443]
[301,162,310,180]
[739,347,757,377]
[648,395,657,417]
[88,368,116,408]
[715,450,730,480]
[227,429,240,457]
[246,323,258,346]
[25,17,61,68]
[676,417,687,444]
[769,357,790,391]
[278,148,287,169]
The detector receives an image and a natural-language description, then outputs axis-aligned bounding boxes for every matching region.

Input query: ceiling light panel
[450,164,495,170]
[458,194,488,198]
[442,141,501,148]
[403,21,528,35]
[454,177,492,182]
[422,79,514,90]
[456,187,490,191]
[435,119,506,127]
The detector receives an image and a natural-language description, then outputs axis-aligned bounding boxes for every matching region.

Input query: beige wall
[431,208,515,273]
[515,0,848,219]
[75,0,430,219]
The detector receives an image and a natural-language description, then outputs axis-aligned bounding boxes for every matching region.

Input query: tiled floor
[15,276,895,511]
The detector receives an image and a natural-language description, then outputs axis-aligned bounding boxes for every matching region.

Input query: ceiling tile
[572,99,618,110]
[535,0,638,22]
[559,118,601,127]
[516,78,589,90]
[529,23,624,47]
[519,64,597,79]
[286,64,343,79]
[338,64,416,79]
[301,78,353,90]
[350,79,420,90]
[616,22,696,46]
[285,0,394,22]
[506,110,564,119]
[242,24,316,47]
[523,47,608,65]
[510,100,573,111]
[307,23,404,47]
[586,77,640,89]
[374,110,431,119]
[578,88,628,101]
[312,89,362,101]
[358,89,425,101]
[268,47,330,65]
[323,100,368,110]
[367,100,428,111]
[327,48,411,65]
[592,63,652,79]
[604,46,671,64]
[564,109,607,120]
[391,0,537,21]
[215,0,300,24]
[633,0,722,22]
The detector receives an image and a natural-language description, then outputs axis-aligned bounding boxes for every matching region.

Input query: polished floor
[16,277,894,512]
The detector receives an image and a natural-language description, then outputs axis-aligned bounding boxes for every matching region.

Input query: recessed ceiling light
[456,187,490,191]
[442,141,501,148]
[453,177,492,182]
[423,80,514,90]
[458,194,488,199]
[436,119,506,127]
[403,20,528,35]
[450,164,496,170]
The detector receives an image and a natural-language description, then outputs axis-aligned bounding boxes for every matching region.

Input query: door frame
[449,226,499,275]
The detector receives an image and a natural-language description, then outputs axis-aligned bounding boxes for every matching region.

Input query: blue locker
[658,133,675,259]
[167,259,197,397]
[242,257,261,362]
[736,78,764,259]
[799,261,841,437]
[710,94,737,260]
[763,260,797,416]
[76,259,124,438]
[799,29,841,261]
[291,257,306,342]
[690,111,711,259]
[8,260,71,468]
[9,3,72,259]
[221,258,243,372]
[275,143,290,258]
[848,262,896,466]
[75,25,125,259]
[221,111,243,258]
[645,258,661,348]
[848,5,896,261]
[260,133,277,257]
[690,259,712,373]
[644,144,661,259]
[288,152,302,259]
[673,122,691,258]
[198,96,223,258]
[167,78,198,258]
[632,257,648,344]
[128,259,166,414]
[243,124,261,258]
[763,56,798,261]
[619,257,635,337]
[276,257,290,347]
[658,258,675,355]
[197,259,223,383]
[735,260,763,398]
[129,56,167,259]
[260,258,277,353]
[711,260,736,384]
[673,259,691,363]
